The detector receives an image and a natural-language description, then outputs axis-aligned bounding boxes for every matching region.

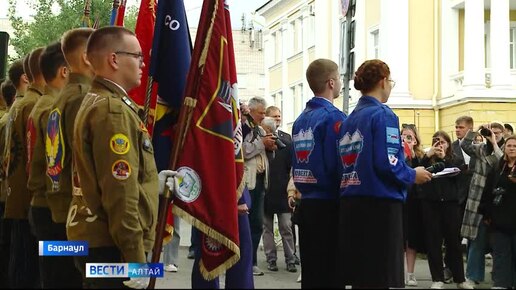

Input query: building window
[273,91,283,115]
[369,28,379,59]
[307,15,315,47]
[511,26,516,69]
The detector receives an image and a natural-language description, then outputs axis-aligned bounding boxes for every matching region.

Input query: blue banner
[149,0,192,171]
[38,240,89,256]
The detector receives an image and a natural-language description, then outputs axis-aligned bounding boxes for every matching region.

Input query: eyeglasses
[114,51,144,66]
[388,79,396,88]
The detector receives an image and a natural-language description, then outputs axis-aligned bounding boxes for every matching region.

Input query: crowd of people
[0,24,515,290]
[243,58,516,289]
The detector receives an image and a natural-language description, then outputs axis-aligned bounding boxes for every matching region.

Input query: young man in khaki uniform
[0,63,26,289]
[41,28,95,288]
[71,26,158,289]
[27,41,71,288]
[3,48,45,288]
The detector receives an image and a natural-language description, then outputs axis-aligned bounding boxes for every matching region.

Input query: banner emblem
[175,167,201,203]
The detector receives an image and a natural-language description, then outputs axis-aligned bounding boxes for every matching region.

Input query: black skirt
[339,196,404,288]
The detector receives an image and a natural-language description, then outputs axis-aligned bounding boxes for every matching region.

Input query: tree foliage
[8,0,139,60]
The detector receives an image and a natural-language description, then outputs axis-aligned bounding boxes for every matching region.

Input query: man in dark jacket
[262,106,297,273]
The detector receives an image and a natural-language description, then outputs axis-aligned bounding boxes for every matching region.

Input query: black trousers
[74,246,129,289]
[248,173,265,266]
[29,206,82,288]
[0,202,11,288]
[298,198,339,288]
[421,200,466,283]
[9,219,40,288]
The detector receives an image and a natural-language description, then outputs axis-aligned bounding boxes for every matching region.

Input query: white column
[281,20,293,124]
[463,0,485,90]
[490,0,511,89]
[380,0,410,99]
[262,28,271,105]
[440,1,460,100]
[301,3,311,105]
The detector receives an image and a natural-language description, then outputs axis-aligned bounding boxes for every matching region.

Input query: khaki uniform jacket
[45,73,91,223]
[0,106,12,202]
[28,87,60,208]
[3,86,44,219]
[71,77,158,263]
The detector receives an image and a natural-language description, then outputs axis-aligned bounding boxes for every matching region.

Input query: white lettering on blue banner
[39,240,89,256]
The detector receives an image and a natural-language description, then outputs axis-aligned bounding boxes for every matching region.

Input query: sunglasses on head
[402,123,416,129]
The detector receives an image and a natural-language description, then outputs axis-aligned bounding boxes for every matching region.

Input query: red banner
[172,0,244,280]
[128,0,158,135]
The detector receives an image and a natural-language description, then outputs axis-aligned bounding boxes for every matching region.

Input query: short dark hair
[86,26,136,68]
[306,59,338,95]
[504,123,513,133]
[62,28,94,66]
[491,122,504,132]
[40,42,67,83]
[354,59,390,94]
[29,47,45,80]
[7,59,25,88]
[23,53,33,82]
[1,79,16,106]
[455,116,474,127]
[265,106,280,116]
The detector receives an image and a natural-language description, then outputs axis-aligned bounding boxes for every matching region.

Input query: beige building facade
[257,0,516,146]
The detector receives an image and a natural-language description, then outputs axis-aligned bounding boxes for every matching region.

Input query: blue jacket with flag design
[337,96,415,201]
[292,97,347,200]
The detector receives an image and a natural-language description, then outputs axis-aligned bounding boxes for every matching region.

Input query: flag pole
[147,78,201,290]
[147,0,196,287]
[142,76,154,128]
[81,0,92,28]
[110,0,120,26]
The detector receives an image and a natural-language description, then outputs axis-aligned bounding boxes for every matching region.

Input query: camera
[480,127,492,137]
[271,134,287,149]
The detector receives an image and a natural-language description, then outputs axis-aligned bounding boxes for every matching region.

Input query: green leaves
[7,0,132,61]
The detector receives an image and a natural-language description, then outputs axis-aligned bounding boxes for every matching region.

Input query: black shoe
[293,253,300,265]
[267,261,278,272]
[187,250,195,259]
[287,263,297,273]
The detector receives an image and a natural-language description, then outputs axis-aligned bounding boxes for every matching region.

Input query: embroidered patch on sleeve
[386,127,400,144]
[110,134,130,155]
[387,147,399,155]
[112,160,131,180]
[388,154,399,166]
[46,109,65,191]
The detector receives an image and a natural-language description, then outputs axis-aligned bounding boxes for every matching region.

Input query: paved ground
[155,223,494,289]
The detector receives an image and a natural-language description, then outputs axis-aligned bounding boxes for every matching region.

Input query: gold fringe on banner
[172,206,240,280]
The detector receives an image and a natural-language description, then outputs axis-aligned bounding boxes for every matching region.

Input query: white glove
[123,277,150,289]
[158,170,178,195]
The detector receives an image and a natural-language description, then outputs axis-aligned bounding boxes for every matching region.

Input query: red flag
[115,0,126,26]
[128,0,158,135]
[172,0,244,280]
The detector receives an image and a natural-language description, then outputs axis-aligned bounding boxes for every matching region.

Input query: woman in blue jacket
[337,59,432,288]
